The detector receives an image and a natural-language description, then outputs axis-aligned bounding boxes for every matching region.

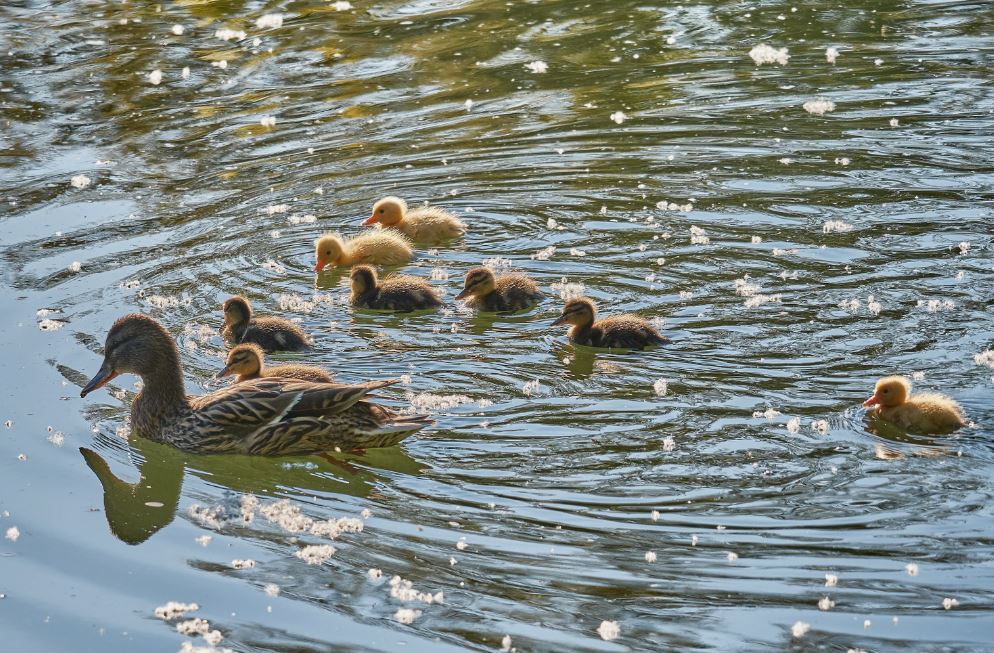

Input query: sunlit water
[2,0,993,651]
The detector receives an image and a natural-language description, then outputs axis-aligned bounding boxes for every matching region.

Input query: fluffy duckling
[362,196,465,243]
[454,266,543,312]
[552,297,667,350]
[222,296,312,352]
[314,231,413,271]
[219,343,334,384]
[350,265,442,312]
[863,375,966,434]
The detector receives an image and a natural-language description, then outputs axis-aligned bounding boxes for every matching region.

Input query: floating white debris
[917,299,955,313]
[597,620,620,641]
[501,635,513,652]
[825,574,838,587]
[905,562,919,576]
[744,294,782,309]
[974,350,994,368]
[867,295,881,316]
[749,44,790,66]
[957,241,970,254]
[430,267,449,281]
[689,225,710,245]
[155,601,200,621]
[791,621,810,637]
[38,319,64,331]
[171,24,185,36]
[181,66,191,79]
[751,235,762,243]
[531,245,556,261]
[645,551,657,563]
[822,220,852,233]
[212,60,229,70]
[361,508,372,519]
[551,278,584,300]
[330,1,353,10]
[260,116,276,127]
[407,393,472,413]
[754,408,781,420]
[5,526,19,542]
[232,559,256,570]
[818,596,835,611]
[942,597,959,610]
[48,431,64,447]
[368,568,382,580]
[726,551,738,562]
[803,98,835,116]
[522,379,541,396]
[215,29,246,42]
[195,535,212,547]
[569,248,586,257]
[874,58,884,66]
[889,118,899,127]
[295,544,335,565]
[525,60,548,74]
[277,293,315,312]
[389,575,443,604]
[464,99,473,111]
[609,111,627,125]
[653,379,668,396]
[70,174,91,189]
[394,608,421,624]
[786,417,801,433]
[255,14,283,29]
[263,584,280,597]
[826,47,840,64]
[148,69,163,85]
[546,217,559,230]
[691,534,699,546]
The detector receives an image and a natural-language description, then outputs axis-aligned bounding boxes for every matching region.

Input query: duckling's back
[262,364,335,384]
[349,230,413,266]
[588,315,667,350]
[402,206,465,242]
[477,273,543,312]
[888,392,968,432]
[364,276,442,312]
[242,317,313,352]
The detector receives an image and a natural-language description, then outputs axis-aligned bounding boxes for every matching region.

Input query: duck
[221,295,312,352]
[80,314,431,455]
[551,297,668,350]
[863,376,967,434]
[454,266,543,312]
[314,231,413,271]
[219,343,335,384]
[362,196,465,243]
[350,265,442,312]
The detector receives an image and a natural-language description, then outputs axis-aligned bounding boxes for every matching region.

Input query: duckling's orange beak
[314,258,327,272]
[863,394,879,407]
[454,288,471,300]
[80,361,118,398]
[551,314,567,327]
[362,214,379,226]
[216,364,233,378]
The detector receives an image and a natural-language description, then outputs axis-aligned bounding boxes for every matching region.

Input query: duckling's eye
[881,388,889,393]
[379,209,385,214]
[325,250,331,255]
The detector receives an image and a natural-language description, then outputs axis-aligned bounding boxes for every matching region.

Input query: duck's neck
[132,343,189,438]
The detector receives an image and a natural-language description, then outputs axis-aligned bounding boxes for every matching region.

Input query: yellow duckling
[362,196,465,243]
[454,266,543,312]
[314,231,413,271]
[219,343,335,384]
[350,265,442,312]
[863,376,966,434]
[552,297,668,350]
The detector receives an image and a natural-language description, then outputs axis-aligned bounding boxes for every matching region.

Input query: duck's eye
[325,250,331,255]
[882,388,889,393]
[379,209,385,214]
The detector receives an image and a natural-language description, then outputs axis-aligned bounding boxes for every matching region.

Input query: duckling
[454,266,543,312]
[350,265,442,312]
[362,196,465,243]
[314,231,413,271]
[551,296,667,350]
[219,343,334,384]
[221,296,312,352]
[863,375,966,434]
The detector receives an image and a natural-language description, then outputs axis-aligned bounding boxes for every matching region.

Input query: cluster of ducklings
[80,196,968,456]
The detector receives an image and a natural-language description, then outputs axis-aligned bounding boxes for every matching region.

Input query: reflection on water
[2,0,994,651]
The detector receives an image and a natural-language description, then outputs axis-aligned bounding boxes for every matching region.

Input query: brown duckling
[454,266,543,312]
[221,295,312,352]
[350,265,442,312]
[219,343,335,384]
[551,296,667,350]
[864,375,967,434]
[362,196,465,243]
[80,314,431,454]
[314,231,413,271]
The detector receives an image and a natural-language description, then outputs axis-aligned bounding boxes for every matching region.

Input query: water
[2,0,993,650]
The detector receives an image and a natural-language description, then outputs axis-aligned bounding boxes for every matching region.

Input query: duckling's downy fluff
[455,266,543,312]
[81,314,430,454]
[314,231,413,270]
[552,297,667,349]
[363,196,465,243]
[222,296,312,352]
[350,265,442,312]
[864,375,966,434]
[219,343,335,384]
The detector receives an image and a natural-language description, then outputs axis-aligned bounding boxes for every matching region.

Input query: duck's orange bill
[863,395,879,407]
[454,289,470,300]
[217,365,233,378]
[80,364,118,398]
[361,215,378,226]
[314,259,326,272]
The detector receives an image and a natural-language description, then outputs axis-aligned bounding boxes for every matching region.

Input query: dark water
[2,0,993,651]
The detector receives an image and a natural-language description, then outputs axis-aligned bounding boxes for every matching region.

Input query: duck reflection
[80,434,425,546]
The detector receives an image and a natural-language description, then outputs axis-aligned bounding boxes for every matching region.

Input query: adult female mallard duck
[864,375,967,434]
[362,196,465,243]
[221,295,312,352]
[552,297,667,350]
[454,266,543,312]
[314,231,413,270]
[350,265,442,312]
[80,314,430,455]
[219,343,335,384]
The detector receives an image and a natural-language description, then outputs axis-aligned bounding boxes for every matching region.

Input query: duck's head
[363,196,406,227]
[314,234,345,271]
[218,343,264,378]
[222,295,252,330]
[864,376,911,408]
[81,314,176,397]
[350,265,378,295]
[455,266,496,300]
[552,297,596,327]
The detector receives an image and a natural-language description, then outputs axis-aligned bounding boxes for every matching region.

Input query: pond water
[2,0,993,651]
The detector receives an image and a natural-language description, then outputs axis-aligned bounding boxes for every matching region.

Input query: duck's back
[349,231,413,266]
[474,274,543,312]
[401,206,465,242]
[241,317,313,352]
[578,314,667,350]
[885,393,966,432]
[360,277,442,312]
